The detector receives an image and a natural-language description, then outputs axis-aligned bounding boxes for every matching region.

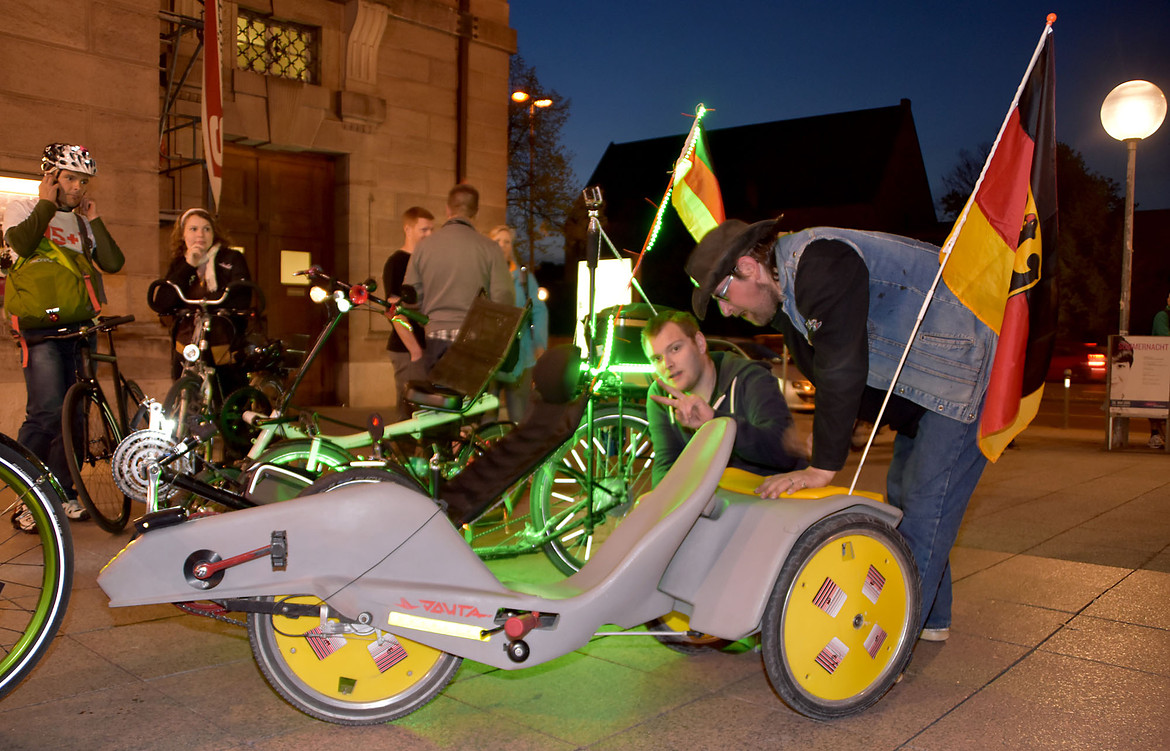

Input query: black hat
[685,218,783,319]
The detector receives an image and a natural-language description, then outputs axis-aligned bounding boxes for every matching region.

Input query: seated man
[642,309,806,486]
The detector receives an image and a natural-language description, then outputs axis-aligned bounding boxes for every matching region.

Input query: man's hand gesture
[650,377,714,430]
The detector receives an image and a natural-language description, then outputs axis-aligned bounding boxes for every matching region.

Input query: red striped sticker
[305,627,347,660]
[813,577,847,617]
[864,624,888,658]
[369,634,409,673]
[862,564,886,604]
[815,637,850,674]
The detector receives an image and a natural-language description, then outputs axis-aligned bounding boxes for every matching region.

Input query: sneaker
[10,504,36,534]
[62,498,90,521]
[919,627,950,642]
[1148,434,1165,449]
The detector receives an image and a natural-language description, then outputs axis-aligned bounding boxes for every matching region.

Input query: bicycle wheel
[248,595,461,725]
[62,382,131,533]
[760,512,920,720]
[0,435,73,699]
[121,379,148,433]
[297,466,424,498]
[244,439,357,503]
[529,404,653,574]
[162,374,207,442]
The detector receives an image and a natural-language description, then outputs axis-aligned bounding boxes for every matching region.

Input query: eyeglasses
[713,274,734,301]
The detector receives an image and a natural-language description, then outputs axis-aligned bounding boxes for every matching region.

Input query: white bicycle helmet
[41,143,97,176]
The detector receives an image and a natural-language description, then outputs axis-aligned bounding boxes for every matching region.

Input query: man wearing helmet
[3,143,124,525]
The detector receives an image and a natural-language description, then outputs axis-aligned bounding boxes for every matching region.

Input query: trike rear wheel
[760,512,919,720]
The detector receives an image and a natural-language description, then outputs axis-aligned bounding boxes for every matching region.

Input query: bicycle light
[309,285,329,303]
[182,343,201,362]
[333,290,352,313]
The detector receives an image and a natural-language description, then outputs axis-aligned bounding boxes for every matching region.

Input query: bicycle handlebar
[148,279,266,314]
[20,314,136,343]
[297,266,428,325]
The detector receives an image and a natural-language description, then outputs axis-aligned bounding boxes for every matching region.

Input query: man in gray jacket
[403,184,514,372]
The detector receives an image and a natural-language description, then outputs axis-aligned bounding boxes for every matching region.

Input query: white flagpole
[848,18,1054,493]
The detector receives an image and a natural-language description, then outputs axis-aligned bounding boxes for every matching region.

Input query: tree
[506,56,578,270]
[937,141,1123,340]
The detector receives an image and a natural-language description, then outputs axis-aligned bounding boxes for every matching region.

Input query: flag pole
[848,15,1056,493]
[603,104,712,311]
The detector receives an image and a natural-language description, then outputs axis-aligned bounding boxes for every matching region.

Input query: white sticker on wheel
[864,624,888,658]
[815,637,849,674]
[862,564,886,604]
[813,577,847,617]
[305,627,347,660]
[369,634,408,672]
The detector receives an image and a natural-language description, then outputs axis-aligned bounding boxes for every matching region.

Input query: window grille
[236,8,319,84]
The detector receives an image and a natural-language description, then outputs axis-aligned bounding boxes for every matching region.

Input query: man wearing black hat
[687,221,997,642]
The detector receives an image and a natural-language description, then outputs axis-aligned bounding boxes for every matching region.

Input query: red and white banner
[201,0,224,210]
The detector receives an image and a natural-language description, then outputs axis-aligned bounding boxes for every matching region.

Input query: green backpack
[4,238,102,330]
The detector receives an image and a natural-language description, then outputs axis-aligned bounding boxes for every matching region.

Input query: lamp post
[1100,79,1166,335]
[511,90,553,270]
[1100,79,1166,449]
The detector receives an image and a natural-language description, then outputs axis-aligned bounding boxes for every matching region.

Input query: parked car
[1045,341,1107,383]
[706,337,815,412]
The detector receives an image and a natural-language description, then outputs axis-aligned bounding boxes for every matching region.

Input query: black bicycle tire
[0,435,73,699]
[62,382,131,533]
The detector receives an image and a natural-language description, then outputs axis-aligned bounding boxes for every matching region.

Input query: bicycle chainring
[112,429,195,503]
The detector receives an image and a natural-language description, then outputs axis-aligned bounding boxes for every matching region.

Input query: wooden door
[220,144,339,406]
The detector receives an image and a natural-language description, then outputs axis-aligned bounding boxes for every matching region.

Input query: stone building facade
[0,0,515,432]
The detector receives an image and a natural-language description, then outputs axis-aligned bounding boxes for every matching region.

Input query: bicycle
[0,433,73,700]
[114,271,508,512]
[149,280,272,458]
[47,315,146,533]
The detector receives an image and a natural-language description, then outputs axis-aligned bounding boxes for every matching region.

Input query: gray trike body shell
[99,419,901,671]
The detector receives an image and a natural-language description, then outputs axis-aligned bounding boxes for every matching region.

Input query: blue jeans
[886,409,988,631]
[18,336,86,496]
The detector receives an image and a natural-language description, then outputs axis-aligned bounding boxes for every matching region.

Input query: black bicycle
[52,315,145,532]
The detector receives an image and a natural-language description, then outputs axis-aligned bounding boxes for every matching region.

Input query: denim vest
[774,228,996,423]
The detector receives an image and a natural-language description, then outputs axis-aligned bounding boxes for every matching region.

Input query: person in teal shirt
[488,225,548,422]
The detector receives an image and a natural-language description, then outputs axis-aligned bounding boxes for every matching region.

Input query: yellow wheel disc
[781,533,910,701]
[270,596,447,704]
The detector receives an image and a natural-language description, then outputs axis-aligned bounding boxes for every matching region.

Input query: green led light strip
[643,103,709,257]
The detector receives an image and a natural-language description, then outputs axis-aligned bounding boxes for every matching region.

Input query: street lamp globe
[1100,80,1166,141]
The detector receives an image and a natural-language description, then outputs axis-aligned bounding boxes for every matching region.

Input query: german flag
[671,106,725,241]
[941,20,1058,461]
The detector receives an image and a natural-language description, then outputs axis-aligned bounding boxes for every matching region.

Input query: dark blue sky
[510,1,1170,216]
